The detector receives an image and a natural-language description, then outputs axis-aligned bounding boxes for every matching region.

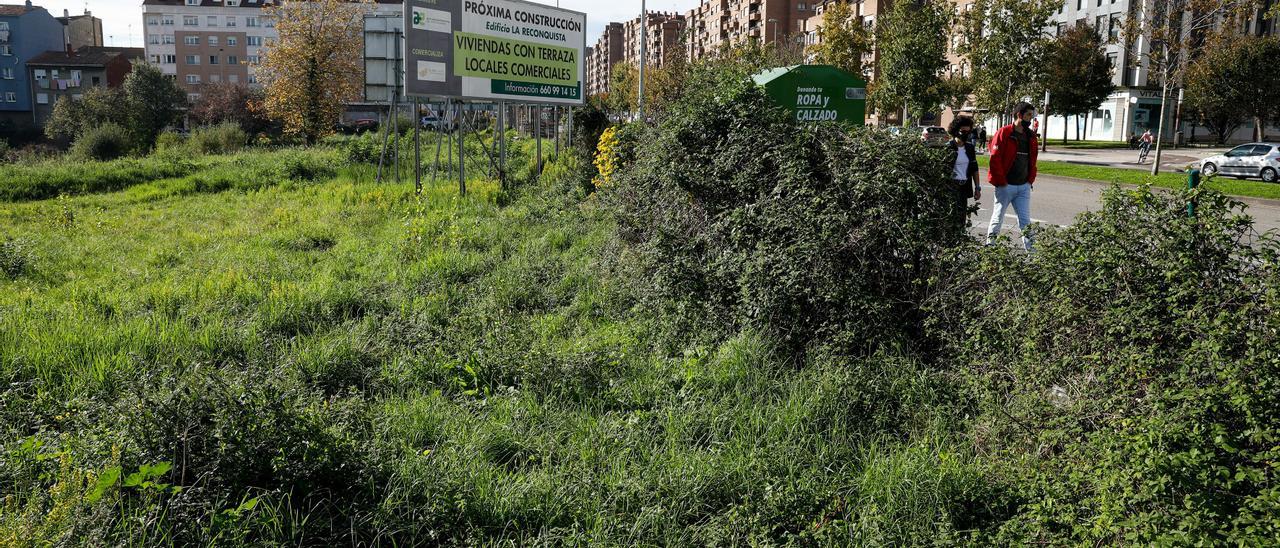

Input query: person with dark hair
[985,101,1040,251]
[946,116,980,230]
[976,125,988,153]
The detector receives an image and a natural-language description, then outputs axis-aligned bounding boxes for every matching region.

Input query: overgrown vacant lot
[1,146,975,544]
[4,92,1280,544]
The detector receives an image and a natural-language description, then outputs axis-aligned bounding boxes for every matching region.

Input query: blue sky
[39,0,702,47]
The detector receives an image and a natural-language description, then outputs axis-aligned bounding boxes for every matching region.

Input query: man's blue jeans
[986,183,1034,251]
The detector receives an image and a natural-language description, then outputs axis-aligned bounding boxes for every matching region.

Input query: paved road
[1038,146,1230,173]
[973,173,1280,238]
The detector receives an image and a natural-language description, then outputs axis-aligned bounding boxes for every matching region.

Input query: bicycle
[1137,142,1151,164]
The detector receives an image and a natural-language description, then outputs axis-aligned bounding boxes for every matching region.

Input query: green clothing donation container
[751,65,867,126]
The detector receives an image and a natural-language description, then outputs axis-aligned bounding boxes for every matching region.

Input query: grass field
[978,156,1280,200]
[0,142,980,544]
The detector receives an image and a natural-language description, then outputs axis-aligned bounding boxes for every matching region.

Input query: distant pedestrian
[1138,129,1153,163]
[976,125,988,153]
[946,116,981,231]
[985,102,1040,251]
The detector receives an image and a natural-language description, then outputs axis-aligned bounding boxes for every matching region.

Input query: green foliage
[188,122,249,155]
[70,124,134,162]
[43,87,130,144]
[123,64,188,149]
[0,237,33,278]
[870,0,951,123]
[807,1,874,78]
[0,138,10,163]
[1185,35,1280,143]
[960,0,1060,118]
[929,184,1280,544]
[1044,22,1116,141]
[154,130,186,153]
[606,76,963,352]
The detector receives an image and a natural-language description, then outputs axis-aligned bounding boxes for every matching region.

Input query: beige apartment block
[623,12,686,69]
[587,22,623,97]
[142,0,399,102]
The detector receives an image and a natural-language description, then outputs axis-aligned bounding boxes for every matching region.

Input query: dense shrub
[153,130,185,153]
[929,185,1280,544]
[71,124,133,161]
[0,156,196,202]
[188,122,248,155]
[605,76,960,353]
[0,138,9,163]
[0,237,32,278]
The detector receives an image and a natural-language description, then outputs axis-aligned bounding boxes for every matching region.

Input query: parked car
[920,126,950,147]
[352,119,380,134]
[1198,143,1280,182]
[420,114,458,132]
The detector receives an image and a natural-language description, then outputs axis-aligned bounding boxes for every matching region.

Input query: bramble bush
[188,122,248,155]
[927,184,1280,544]
[71,124,134,162]
[604,72,962,353]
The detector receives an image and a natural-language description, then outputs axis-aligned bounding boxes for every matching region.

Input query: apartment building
[0,2,64,127]
[587,22,623,97]
[142,0,399,102]
[685,0,816,57]
[623,11,686,69]
[56,9,102,49]
[27,46,141,126]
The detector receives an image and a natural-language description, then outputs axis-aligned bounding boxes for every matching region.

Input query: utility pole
[638,0,646,121]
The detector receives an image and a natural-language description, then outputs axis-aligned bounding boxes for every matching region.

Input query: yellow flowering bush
[592,126,621,189]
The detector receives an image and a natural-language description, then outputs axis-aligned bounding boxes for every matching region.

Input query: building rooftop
[0,4,41,17]
[27,46,143,67]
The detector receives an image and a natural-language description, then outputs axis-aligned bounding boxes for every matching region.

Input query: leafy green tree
[44,86,129,144]
[870,0,951,125]
[1184,35,1279,144]
[939,74,976,116]
[122,63,187,148]
[1043,23,1115,144]
[806,1,874,78]
[959,0,1059,123]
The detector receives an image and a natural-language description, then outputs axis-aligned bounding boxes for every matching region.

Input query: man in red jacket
[985,102,1040,251]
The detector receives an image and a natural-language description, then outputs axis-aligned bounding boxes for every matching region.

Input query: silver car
[1199,143,1280,183]
[920,126,950,148]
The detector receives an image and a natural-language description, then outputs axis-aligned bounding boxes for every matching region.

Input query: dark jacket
[987,124,1039,186]
[947,139,979,183]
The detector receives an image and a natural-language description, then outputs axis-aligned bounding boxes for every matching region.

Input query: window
[163,34,175,44]
[150,34,162,44]
[0,45,10,56]
[1250,145,1273,156]
[186,54,199,65]
[228,74,239,83]
[264,17,273,28]
[0,22,8,31]
[163,15,174,25]
[209,55,219,64]
[4,92,15,103]
[147,16,161,25]
[186,74,200,84]
[209,74,220,83]
[186,0,198,4]
[70,70,81,86]
[247,74,257,84]
[184,35,199,45]
[184,16,198,26]
[187,93,201,102]
[247,55,260,64]
[207,16,217,26]
[163,54,177,63]
[208,36,219,46]
[36,93,48,104]
[227,55,238,64]
[226,16,236,27]
[227,37,238,46]
[150,54,161,63]
[227,0,239,5]
[246,36,262,46]
[1109,14,1121,40]
[246,17,260,27]
[0,67,11,79]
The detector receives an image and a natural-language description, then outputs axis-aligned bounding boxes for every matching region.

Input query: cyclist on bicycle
[1138,129,1153,163]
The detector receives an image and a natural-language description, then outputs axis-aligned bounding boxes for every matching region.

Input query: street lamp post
[638,0,646,121]
[768,18,779,44]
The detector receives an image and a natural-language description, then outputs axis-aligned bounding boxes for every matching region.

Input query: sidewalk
[1038,146,1231,173]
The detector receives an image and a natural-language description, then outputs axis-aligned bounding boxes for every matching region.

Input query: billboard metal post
[413,98,422,194]
[458,101,466,197]
[498,101,507,189]
[535,105,543,174]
